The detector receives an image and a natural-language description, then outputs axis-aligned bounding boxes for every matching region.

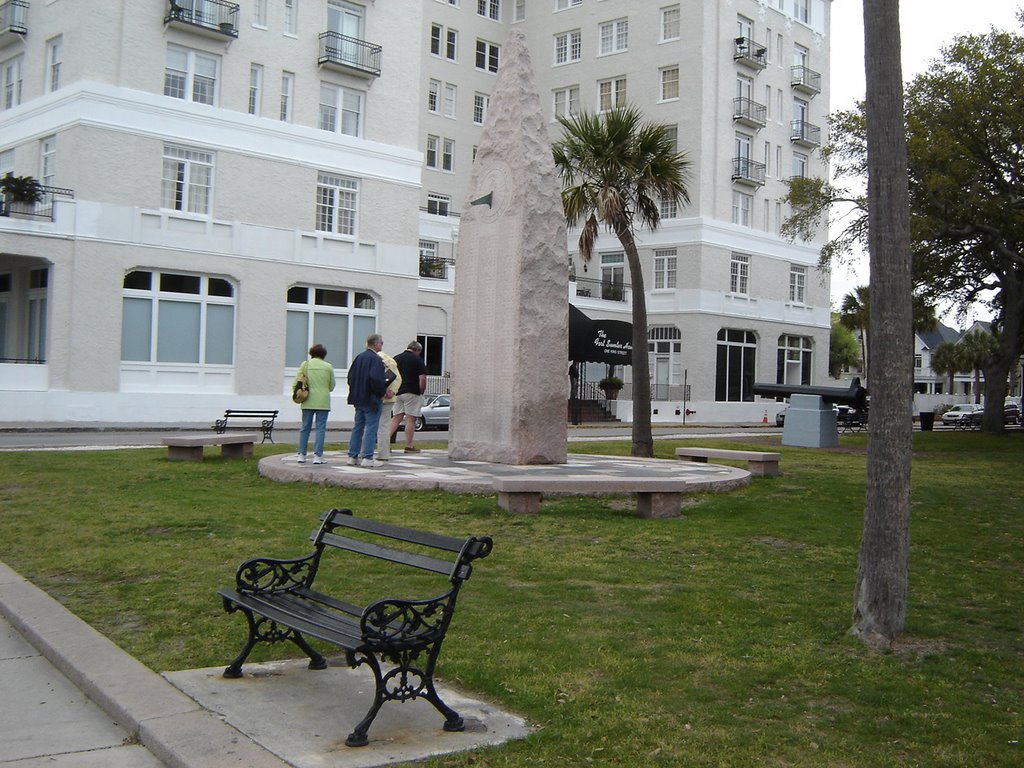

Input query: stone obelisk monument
[448,30,568,465]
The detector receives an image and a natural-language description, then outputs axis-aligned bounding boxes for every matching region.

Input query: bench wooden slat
[319,531,455,576]
[219,588,364,647]
[320,511,467,554]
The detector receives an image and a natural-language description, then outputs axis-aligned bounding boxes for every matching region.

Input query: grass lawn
[0,431,1021,767]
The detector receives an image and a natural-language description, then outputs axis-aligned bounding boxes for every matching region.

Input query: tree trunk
[982,289,1022,432]
[618,226,653,457]
[851,0,913,645]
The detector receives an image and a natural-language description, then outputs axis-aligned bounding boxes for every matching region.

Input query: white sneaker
[296,454,306,463]
[364,459,379,468]
[347,456,360,466]
[312,456,326,465]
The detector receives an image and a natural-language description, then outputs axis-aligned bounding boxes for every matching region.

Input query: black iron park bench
[212,408,278,443]
[217,508,494,747]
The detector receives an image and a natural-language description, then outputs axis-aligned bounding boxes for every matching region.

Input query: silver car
[940,403,983,428]
[415,394,450,431]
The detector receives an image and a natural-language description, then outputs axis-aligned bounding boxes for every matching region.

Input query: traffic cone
[762,410,769,424]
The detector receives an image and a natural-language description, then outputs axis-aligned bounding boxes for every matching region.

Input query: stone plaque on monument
[448,30,568,465]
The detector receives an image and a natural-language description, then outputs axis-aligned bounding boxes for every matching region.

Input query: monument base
[781,394,839,448]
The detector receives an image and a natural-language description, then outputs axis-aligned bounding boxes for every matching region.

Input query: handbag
[292,363,309,404]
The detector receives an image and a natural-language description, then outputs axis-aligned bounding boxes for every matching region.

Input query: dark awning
[569,304,633,364]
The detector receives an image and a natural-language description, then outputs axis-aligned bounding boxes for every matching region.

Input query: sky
[826,0,1021,324]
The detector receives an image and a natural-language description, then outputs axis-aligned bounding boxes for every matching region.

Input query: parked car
[416,394,450,431]
[775,408,787,427]
[940,403,984,428]
[1004,400,1021,425]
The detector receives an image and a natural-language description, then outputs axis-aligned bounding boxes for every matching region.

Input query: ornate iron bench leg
[345,651,386,747]
[222,604,328,678]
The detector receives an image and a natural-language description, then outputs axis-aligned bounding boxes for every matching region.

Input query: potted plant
[599,376,624,400]
[1,174,44,205]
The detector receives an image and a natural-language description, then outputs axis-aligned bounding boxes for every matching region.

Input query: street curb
[0,561,290,768]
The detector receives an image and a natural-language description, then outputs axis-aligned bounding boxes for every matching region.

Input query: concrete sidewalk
[0,562,529,768]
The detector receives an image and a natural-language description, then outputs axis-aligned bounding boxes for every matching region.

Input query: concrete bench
[492,476,699,518]
[162,433,256,461]
[675,447,781,476]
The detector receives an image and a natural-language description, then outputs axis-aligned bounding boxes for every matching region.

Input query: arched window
[285,285,377,369]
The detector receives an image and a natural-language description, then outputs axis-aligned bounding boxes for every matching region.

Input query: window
[419,240,446,279]
[556,0,583,9]
[732,191,752,227]
[427,192,451,216]
[46,36,62,92]
[0,273,9,360]
[599,18,628,55]
[736,15,753,40]
[792,151,808,179]
[285,285,377,369]
[789,265,806,303]
[658,195,677,220]
[716,329,757,402]
[443,83,457,117]
[27,268,47,363]
[121,270,235,367]
[442,138,455,172]
[648,325,682,400]
[431,24,458,61]
[473,92,490,124]
[601,252,625,300]
[661,5,680,41]
[664,124,678,151]
[283,0,296,34]
[319,83,363,136]
[597,77,626,112]
[513,0,526,22]
[477,0,500,21]
[730,253,750,295]
[164,46,218,105]
[425,135,439,168]
[280,72,294,121]
[248,64,263,115]
[253,0,267,26]
[794,0,810,24]
[777,335,812,387]
[427,79,441,112]
[40,136,56,188]
[793,43,809,68]
[162,145,213,215]
[476,40,500,73]
[553,85,579,118]
[316,172,359,236]
[654,249,677,289]
[554,30,582,64]
[660,66,679,101]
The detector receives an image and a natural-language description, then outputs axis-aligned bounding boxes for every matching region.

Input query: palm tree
[839,286,871,380]
[930,341,968,395]
[958,329,998,405]
[553,106,691,457]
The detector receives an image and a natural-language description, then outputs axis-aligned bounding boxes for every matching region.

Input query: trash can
[919,411,935,431]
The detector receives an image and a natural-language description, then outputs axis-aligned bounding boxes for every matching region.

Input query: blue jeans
[348,403,382,459]
[298,409,329,457]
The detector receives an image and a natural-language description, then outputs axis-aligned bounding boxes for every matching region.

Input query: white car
[940,403,983,427]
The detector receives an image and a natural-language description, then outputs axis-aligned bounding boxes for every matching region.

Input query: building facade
[1,0,831,425]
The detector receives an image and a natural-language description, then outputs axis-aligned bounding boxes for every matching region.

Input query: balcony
[419,255,453,280]
[0,0,27,48]
[733,96,767,129]
[164,0,240,40]
[572,276,629,303]
[791,65,822,95]
[318,32,382,78]
[731,157,766,187]
[790,119,822,148]
[1,185,75,222]
[733,36,767,70]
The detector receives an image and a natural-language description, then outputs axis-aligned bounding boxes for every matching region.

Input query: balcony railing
[733,36,767,70]
[732,96,767,129]
[318,32,382,78]
[790,119,822,147]
[731,157,766,186]
[791,65,822,95]
[165,0,240,39]
[572,276,629,302]
[0,185,75,221]
[419,255,453,280]
[0,0,28,46]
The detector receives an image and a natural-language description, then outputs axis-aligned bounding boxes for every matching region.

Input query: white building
[1,0,831,425]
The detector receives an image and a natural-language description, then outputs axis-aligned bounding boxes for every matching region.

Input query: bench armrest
[361,595,453,647]
[236,552,318,593]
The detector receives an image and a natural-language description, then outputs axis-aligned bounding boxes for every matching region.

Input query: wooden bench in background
[213,409,278,443]
[675,447,781,476]
[162,433,256,461]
